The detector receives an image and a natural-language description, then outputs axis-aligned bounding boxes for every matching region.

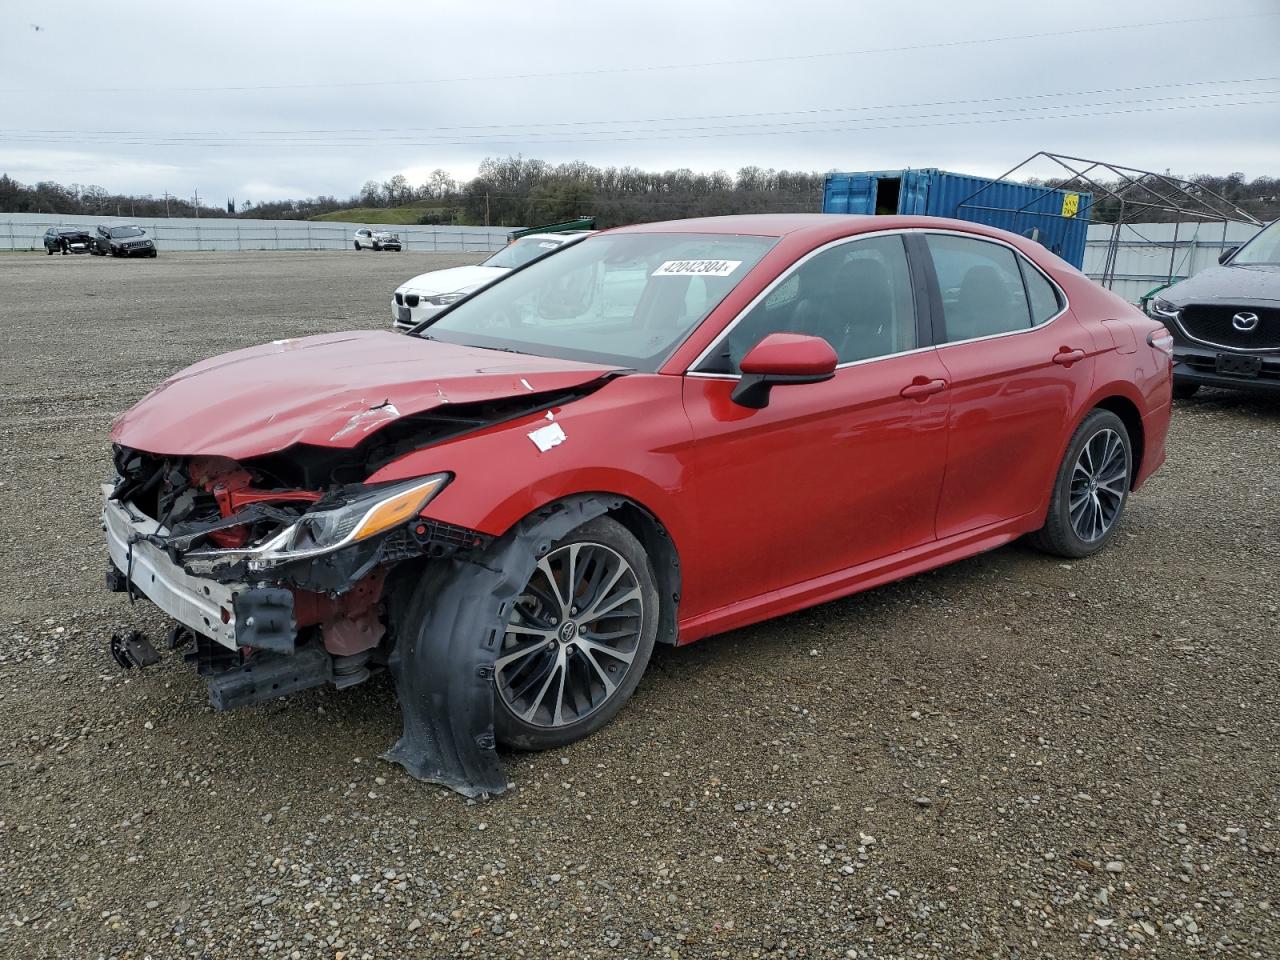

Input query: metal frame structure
[955,152,1262,290]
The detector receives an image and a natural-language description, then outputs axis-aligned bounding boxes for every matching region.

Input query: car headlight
[424,292,466,307]
[1146,298,1180,320]
[188,474,450,570]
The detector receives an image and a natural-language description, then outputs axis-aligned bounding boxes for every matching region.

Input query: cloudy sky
[2,0,1277,203]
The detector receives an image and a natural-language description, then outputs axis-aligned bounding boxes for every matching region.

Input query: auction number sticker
[652,259,742,277]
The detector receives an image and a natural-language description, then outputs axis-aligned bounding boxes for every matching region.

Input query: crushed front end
[102,445,488,710]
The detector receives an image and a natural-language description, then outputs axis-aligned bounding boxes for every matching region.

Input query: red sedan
[105,214,1172,795]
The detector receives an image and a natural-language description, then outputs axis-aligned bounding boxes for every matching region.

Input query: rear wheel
[1030,409,1132,558]
[353,241,361,251]
[493,516,659,751]
[1172,379,1200,400]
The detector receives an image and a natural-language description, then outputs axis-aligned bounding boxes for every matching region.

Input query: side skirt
[675,511,1040,645]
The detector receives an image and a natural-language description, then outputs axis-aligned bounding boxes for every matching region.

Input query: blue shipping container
[822,168,1092,269]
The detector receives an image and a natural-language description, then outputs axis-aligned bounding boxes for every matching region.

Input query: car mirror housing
[1218,246,1238,265]
[731,333,838,409]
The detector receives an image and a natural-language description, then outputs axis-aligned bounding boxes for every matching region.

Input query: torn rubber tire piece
[382,496,609,798]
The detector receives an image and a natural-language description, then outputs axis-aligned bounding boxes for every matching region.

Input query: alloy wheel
[496,542,644,729]
[1069,427,1129,542]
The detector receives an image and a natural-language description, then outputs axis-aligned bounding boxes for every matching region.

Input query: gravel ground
[0,251,1276,960]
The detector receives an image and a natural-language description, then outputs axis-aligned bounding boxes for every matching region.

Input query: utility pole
[163,192,170,217]
[485,191,490,227]
[193,188,200,218]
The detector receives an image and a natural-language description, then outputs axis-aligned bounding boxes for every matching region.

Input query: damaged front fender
[383,495,610,798]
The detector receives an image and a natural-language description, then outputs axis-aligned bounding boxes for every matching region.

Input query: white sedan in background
[391,231,592,330]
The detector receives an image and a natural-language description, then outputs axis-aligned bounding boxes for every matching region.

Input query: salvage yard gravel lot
[0,251,1277,959]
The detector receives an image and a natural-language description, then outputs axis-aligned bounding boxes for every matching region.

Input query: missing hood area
[103,383,617,798]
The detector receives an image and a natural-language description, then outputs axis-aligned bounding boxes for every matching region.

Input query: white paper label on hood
[528,421,567,453]
[652,259,742,278]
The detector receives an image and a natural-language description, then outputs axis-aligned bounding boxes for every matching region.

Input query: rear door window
[925,235,1033,342]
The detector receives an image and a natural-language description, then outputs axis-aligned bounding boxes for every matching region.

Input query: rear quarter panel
[1057,272,1172,488]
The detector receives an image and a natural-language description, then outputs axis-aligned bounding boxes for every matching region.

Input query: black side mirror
[1219,246,1238,265]
[731,333,839,408]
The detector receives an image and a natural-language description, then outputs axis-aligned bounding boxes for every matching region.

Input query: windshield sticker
[652,259,742,278]
[537,241,559,249]
[528,421,567,453]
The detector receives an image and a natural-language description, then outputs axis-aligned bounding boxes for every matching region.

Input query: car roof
[603,213,1029,246]
[518,231,595,242]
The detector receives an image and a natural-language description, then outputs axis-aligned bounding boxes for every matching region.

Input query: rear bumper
[102,488,245,649]
[1135,400,1171,489]
[1173,346,1280,395]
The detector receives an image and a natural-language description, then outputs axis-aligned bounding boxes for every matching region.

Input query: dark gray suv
[1147,220,1279,398]
[93,225,158,258]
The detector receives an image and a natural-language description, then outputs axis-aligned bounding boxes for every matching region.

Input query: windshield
[417,232,778,371]
[482,236,571,270]
[110,226,145,238]
[1233,220,1280,265]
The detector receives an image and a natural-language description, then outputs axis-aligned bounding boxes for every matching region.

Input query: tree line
[2,162,1276,227]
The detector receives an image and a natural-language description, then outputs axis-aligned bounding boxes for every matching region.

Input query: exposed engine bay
[100,335,636,796]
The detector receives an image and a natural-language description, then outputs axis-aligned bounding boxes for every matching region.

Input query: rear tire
[353,241,361,251]
[493,516,659,751]
[1172,380,1200,400]
[1029,408,1132,559]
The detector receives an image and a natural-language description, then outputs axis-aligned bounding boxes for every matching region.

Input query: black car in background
[1148,219,1280,398]
[43,226,94,255]
[93,225,157,258]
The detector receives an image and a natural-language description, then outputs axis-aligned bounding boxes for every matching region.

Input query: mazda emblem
[1232,311,1260,332]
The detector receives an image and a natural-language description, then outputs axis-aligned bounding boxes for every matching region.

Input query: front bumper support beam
[207,645,332,711]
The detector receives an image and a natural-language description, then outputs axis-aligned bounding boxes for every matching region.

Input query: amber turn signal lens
[351,477,447,541]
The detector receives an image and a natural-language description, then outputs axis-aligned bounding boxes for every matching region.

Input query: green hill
[311,203,449,225]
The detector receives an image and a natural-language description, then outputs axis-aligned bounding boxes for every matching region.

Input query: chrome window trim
[686,227,1071,377]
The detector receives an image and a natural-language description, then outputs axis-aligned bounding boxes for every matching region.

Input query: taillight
[1147,327,1174,357]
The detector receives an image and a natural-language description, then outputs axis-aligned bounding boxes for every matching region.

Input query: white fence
[0,212,516,254]
[6,211,1264,303]
[1083,221,1261,304]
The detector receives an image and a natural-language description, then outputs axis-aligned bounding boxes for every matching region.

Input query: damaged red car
[104,214,1172,795]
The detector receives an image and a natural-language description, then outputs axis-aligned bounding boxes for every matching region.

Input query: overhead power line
[1,96,1273,150]
[7,12,1277,95]
[8,75,1276,140]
